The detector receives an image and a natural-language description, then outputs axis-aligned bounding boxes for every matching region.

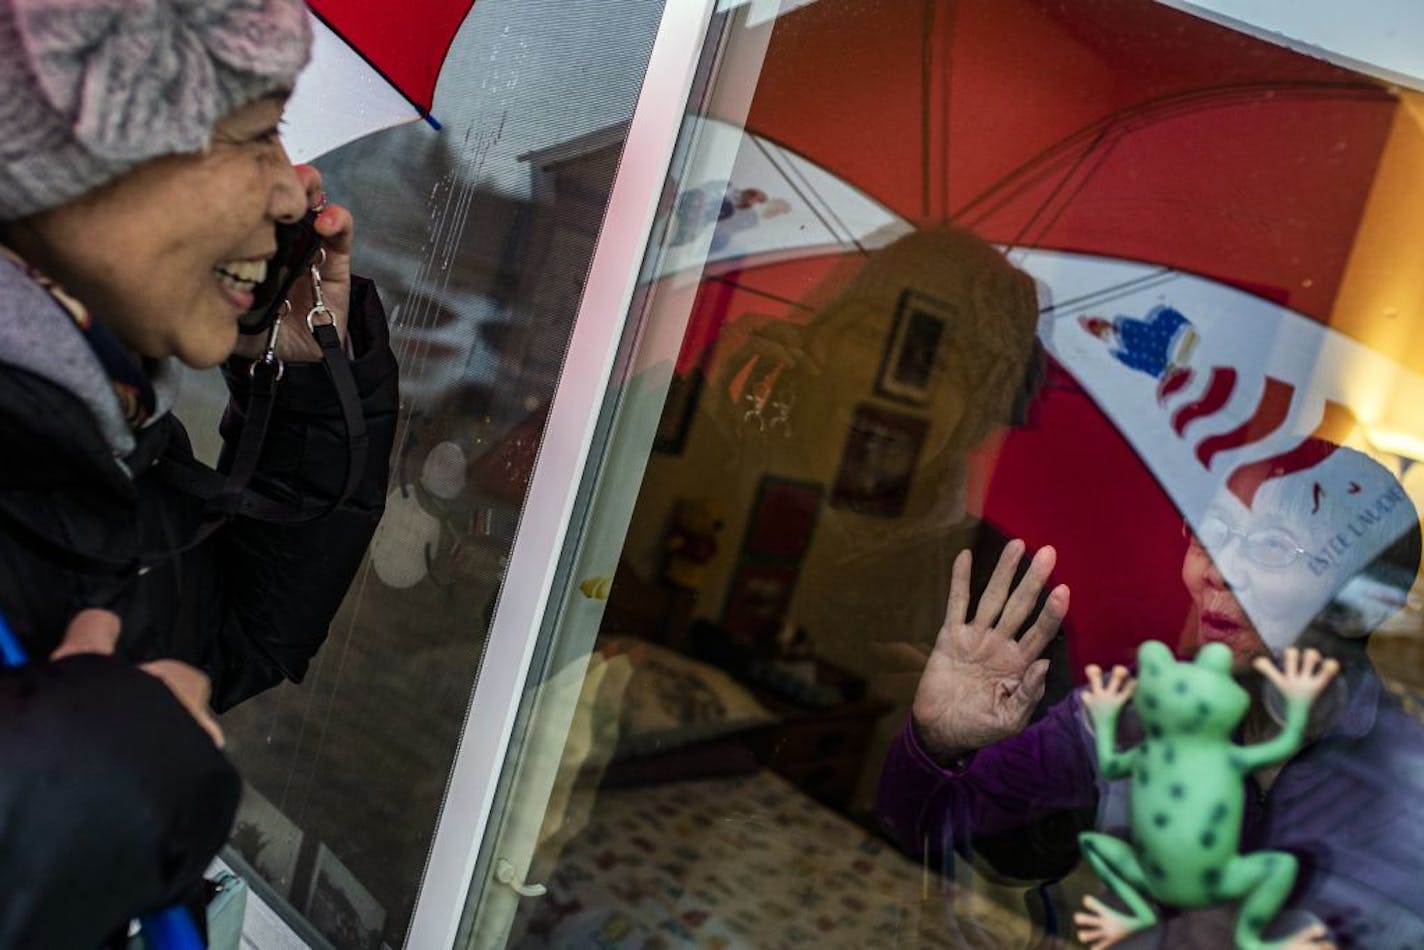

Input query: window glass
[465,2,1424,948]
[173,2,666,945]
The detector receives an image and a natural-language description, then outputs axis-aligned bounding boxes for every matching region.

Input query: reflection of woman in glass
[684,227,1041,653]
[879,443,1424,948]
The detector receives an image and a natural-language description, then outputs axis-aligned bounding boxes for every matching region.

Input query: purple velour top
[875,674,1424,948]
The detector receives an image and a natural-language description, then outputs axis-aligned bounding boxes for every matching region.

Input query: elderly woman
[879,443,1424,948]
[0,0,397,943]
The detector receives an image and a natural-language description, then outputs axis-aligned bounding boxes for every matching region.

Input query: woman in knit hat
[0,0,398,943]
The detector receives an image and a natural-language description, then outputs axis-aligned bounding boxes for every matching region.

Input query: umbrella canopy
[281,0,478,162]
[683,0,1421,668]
[738,0,1395,317]
[309,0,473,115]
[647,116,911,285]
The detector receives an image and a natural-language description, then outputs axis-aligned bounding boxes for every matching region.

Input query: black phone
[238,209,323,335]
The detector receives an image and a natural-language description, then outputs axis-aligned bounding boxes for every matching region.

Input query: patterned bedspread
[511,769,1035,948]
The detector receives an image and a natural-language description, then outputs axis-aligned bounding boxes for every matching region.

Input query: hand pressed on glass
[910,539,1070,763]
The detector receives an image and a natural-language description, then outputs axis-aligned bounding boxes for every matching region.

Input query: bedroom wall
[620,245,1013,680]
[617,230,1034,815]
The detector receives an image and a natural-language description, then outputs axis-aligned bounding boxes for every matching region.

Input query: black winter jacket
[0,255,398,947]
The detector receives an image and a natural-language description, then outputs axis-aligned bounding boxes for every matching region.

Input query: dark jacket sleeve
[876,693,1101,876]
[206,276,398,710]
[0,655,239,949]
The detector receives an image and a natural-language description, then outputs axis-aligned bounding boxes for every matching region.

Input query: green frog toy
[1073,641,1339,950]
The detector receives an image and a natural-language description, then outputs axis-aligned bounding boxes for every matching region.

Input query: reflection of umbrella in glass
[737,1,1395,306]
[695,0,1419,667]
[281,0,478,161]
[645,116,911,283]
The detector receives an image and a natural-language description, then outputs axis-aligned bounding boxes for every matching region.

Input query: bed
[505,631,1051,949]
[509,766,1043,948]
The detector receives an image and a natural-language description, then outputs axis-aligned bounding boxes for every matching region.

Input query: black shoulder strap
[156,320,367,525]
[2,318,367,579]
[0,493,224,587]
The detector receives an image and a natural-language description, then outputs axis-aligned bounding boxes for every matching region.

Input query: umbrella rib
[705,273,817,313]
[957,83,1349,222]
[1010,120,1138,252]
[749,134,864,255]
[951,80,1389,227]
[958,86,1258,226]
[1036,268,1178,316]
[1002,123,1116,252]
[785,151,871,255]
[308,7,442,126]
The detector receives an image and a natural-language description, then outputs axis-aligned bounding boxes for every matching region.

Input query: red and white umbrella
[680,0,1424,668]
[281,0,477,162]
[647,115,911,284]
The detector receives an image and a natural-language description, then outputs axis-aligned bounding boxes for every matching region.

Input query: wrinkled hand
[911,540,1069,762]
[233,164,353,364]
[1253,647,1339,705]
[49,609,225,748]
[1081,663,1136,717]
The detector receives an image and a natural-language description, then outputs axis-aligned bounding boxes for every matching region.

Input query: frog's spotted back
[1081,640,1333,947]
[1135,640,1247,741]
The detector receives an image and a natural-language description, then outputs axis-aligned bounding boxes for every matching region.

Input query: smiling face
[0,96,306,368]
[1178,482,1332,670]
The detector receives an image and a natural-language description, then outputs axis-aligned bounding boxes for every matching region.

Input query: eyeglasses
[1188,513,1308,570]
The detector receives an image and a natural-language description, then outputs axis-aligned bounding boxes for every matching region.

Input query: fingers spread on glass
[1018,581,1070,661]
[998,543,1057,639]
[972,538,1026,628]
[943,547,972,630]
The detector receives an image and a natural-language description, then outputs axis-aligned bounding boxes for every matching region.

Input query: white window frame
[402,2,717,946]
[402,2,1424,946]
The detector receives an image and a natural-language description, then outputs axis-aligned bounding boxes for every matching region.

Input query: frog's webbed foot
[1077,831,1157,943]
[1075,895,1151,949]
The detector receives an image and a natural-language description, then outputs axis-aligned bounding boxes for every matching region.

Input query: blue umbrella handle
[137,907,204,950]
[0,611,206,950]
[0,612,25,667]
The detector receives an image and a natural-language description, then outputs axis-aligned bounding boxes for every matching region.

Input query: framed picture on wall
[742,476,823,559]
[875,289,954,406]
[829,403,927,518]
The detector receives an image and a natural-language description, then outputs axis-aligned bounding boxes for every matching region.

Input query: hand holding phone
[238,208,322,336]
[231,165,355,364]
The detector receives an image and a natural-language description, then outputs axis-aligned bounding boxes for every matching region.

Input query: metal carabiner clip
[250,299,289,380]
[305,249,336,335]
